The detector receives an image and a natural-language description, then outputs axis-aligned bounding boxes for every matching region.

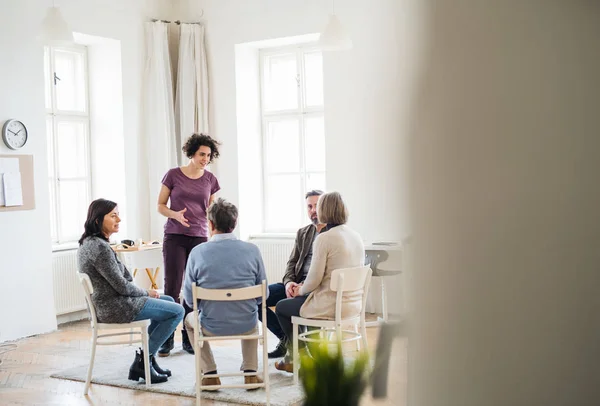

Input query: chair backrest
[330,265,372,292]
[330,265,373,321]
[190,281,268,337]
[192,283,266,302]
[78,272,98,326]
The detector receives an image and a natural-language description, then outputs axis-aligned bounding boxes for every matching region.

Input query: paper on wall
[0,157,20,206]
[3,172,23,206]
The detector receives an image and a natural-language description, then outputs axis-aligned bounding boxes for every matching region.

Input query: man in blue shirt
[183,198,268,389]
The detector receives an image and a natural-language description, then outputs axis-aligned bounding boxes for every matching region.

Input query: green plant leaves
[299,340,369,406]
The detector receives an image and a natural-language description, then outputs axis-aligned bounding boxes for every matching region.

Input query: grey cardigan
[78,236,148,323]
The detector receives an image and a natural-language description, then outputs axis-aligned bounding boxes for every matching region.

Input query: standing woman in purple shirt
[157,133,221,356]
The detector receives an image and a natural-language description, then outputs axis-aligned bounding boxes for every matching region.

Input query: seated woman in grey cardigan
[77,198,184,384]
[274,191,365,372]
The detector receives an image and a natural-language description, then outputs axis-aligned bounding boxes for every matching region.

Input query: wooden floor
[0,319,406,406]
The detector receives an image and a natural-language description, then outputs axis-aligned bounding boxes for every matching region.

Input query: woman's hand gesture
[173,207,190,227]
[147,289,160,298]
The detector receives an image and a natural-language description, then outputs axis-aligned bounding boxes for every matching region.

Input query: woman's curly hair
[182,133,221,162]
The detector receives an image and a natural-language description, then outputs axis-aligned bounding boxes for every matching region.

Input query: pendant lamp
[39,3,73,44]
[318,0,352,51]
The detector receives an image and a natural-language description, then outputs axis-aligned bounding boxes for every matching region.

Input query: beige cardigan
[298,224,365,319]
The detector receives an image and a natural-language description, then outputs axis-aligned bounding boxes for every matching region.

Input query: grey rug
[51,344,304,406]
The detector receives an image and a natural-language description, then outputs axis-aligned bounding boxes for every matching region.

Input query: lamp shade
[318,14,352,51]
[39,6,73,43]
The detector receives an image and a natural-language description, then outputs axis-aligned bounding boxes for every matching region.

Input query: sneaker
[268,338,288,359]
[182,330,195,354]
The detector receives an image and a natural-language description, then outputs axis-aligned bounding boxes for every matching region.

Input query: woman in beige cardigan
[274,191,365,372]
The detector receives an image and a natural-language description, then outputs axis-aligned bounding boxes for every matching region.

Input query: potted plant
[299,341,370,406]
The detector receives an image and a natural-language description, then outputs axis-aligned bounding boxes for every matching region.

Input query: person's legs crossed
[275,296,307,367]
[258,283,287,340]
[146,295,175,337]
[134,295,184,355]
[275,297,307,345]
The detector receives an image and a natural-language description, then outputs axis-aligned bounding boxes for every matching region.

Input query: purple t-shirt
[162,168,220,237]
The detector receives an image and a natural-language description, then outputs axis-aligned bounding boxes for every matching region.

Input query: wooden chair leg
[263,331,270,405]
[293,322,299,385]
[195,337,202,406]
[141,328,151,388]
[381,277,389,322]
[361,319,369,351]
[84,330,97,395]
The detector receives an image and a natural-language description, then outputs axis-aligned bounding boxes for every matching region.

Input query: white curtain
[143,21,177,240]
[175,23,209,165]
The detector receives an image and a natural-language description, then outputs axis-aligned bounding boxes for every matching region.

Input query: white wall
[0,0,169,342]
[173,0,416,242]
[410,1,600,405]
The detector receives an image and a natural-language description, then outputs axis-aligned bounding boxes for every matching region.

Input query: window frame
[45,44,93,246]
[259,44,325,233]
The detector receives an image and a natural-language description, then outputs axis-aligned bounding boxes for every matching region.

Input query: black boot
[158,332,174,357]
[268,338,288,359]
[150,354,171,377]
[182,329,195,354]
[128,349,168,384]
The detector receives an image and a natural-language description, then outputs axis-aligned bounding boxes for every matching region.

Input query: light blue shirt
[183,233,269,335]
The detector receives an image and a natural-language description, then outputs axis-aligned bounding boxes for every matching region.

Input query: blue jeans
[257,283,287,340]
[133,295,184,355]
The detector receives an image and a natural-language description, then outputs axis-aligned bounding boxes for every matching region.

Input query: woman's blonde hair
[317,192,349,225]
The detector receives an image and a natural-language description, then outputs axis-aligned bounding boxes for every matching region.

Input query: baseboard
[57,310,89,326]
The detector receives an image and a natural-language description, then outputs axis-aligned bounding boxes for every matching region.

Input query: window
[44,45,92,244]
[260,45,326,233]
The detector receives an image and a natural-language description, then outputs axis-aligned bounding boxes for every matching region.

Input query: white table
[364,242,403,251]
[112,244,163,289]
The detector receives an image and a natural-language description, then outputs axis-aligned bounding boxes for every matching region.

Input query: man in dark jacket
[259,190,325,358]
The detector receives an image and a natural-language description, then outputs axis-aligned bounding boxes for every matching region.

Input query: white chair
[78,273,151,395]
[291,265,373,384]
[364,250,402,327]
[190,281,270,406]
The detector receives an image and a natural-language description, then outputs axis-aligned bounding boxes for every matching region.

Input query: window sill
[248,233,295,240]
[52,242,79,252]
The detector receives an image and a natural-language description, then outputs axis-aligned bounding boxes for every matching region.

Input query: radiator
[249,238,295,285]
[52,250,87,315]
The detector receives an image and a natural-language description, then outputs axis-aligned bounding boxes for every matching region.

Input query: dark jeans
[163,233,207,331]
[275,296,308,345]
[258,283,287,340]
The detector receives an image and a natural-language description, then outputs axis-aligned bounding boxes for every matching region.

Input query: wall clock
[2,119,28,150]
